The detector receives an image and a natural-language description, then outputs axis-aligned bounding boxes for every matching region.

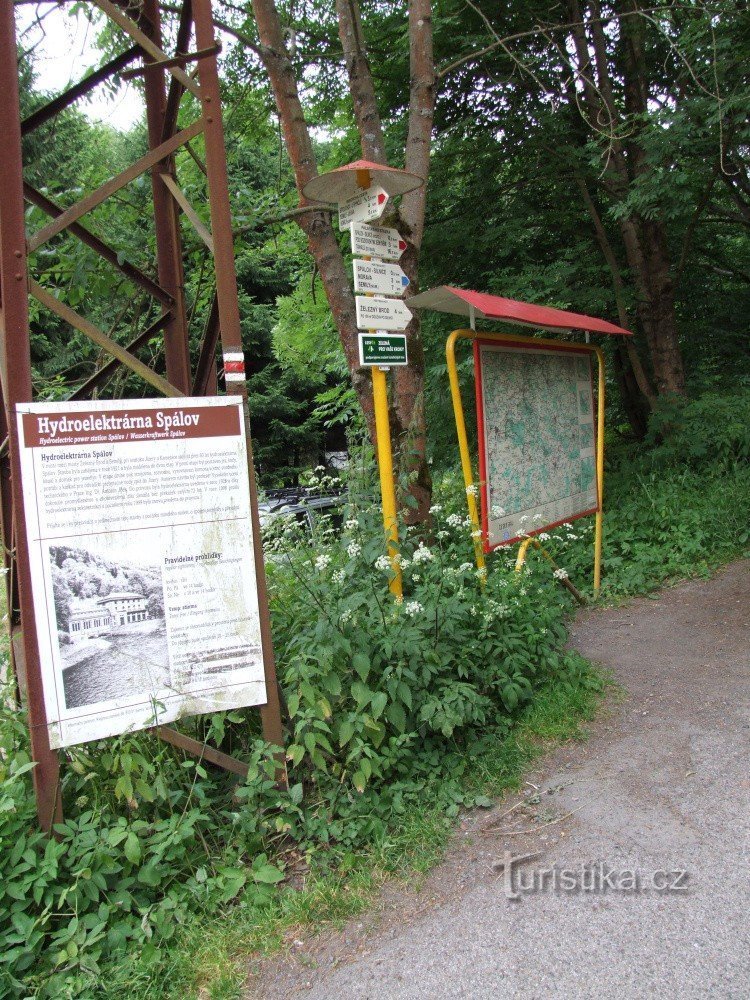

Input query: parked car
[258,488,345,542]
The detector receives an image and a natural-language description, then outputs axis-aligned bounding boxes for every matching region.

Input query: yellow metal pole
[446,330,486,575]
[592,346,605,596]
[371,365,403,597]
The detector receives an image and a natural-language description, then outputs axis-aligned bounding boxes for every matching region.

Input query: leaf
[289,782,304,805]
[351,681,371,708]
[252,864,285,884]
[323,673,342,696]
[123,832,141,865]
[338,719,355,747]
[386,701,406,733]
[352,770,367,793]
[370,691,387,720]
[352,653,370,682]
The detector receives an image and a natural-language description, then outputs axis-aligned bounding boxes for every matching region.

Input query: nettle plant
[263,468,581,844]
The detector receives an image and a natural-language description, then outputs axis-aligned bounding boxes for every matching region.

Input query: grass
[97,656,606,1000]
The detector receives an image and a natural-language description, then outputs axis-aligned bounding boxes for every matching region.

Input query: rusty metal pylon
[0,0,284,830]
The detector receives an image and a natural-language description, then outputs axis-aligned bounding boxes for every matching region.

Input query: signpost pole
[371,365,402,597]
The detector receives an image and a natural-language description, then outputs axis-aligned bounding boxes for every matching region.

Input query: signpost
[302,161,424,601]
[353,258,410,296]
[338,185,389,230]
[358,332,408,366]
[350,221,407,261]
[355,295,413,332]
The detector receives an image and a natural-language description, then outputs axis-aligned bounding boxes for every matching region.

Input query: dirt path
[247,560,750,999]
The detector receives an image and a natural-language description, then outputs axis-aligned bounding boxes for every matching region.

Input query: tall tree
[432,0,749,416]
[225,0,435,520]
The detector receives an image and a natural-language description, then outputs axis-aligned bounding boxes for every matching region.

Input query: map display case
[474,339,599,551]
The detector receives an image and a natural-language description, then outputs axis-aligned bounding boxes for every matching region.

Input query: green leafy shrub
[644,388,750,469]
[263,474,581,845]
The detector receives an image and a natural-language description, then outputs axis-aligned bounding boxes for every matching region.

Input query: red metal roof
[407,285,632,336]
[302,160,423,204]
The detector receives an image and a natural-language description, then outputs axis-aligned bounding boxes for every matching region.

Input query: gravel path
[247,560,750,999]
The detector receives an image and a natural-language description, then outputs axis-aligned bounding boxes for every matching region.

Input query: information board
[16,397,267,748]
[474,340,599,550]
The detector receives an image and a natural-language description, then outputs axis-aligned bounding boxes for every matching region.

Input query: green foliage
[643,388,750,470]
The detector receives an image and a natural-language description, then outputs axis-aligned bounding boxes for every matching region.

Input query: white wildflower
[411,573,421,582]
[404,600,424,617]
[437,530,449,540]
[347,542,361,559]
[490,504,506,518]
[519,515,530,525]
[412,542,433,564]
[471,529,482,540]
[395,594,403,606]
[446,513,463,528]
[553,567,569,580]
[340,609,353,625]
[344,518,359,531]
[465,484,479,497]
[332,569,346,585]
[314,554,331,571]
[459,562,473,573]
[476,567,488,581]
[469,605,478,617]
[538,532,550,541]
[374,554,392,572]
[429,503,443,514]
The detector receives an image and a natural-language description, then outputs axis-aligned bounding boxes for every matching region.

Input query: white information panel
[475,341,599,549]
[16,397,267,748]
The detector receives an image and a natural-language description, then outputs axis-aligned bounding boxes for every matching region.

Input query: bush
[262,472,582,846]
[644,388,750,469]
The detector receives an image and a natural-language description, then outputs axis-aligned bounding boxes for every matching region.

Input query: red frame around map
[473,337,600,553]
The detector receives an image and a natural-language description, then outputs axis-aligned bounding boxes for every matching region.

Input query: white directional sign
[350,221,407,262]
[353,258,410,297]
[356,295,413,332]
[338,185,389,231]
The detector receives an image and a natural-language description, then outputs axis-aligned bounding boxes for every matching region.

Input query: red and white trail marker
[338,185,389,230]
[349,221,407,262]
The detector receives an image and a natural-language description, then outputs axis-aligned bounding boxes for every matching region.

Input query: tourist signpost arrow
[350,221,407,261]
[338,185,389,230]
[353,258,410,296]
[358,333,408,366]
[355,295,413,332]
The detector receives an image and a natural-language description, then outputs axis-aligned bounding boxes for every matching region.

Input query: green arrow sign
[358,333,408,366]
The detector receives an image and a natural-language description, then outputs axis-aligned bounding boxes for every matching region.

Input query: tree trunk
[251,0,376,441]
